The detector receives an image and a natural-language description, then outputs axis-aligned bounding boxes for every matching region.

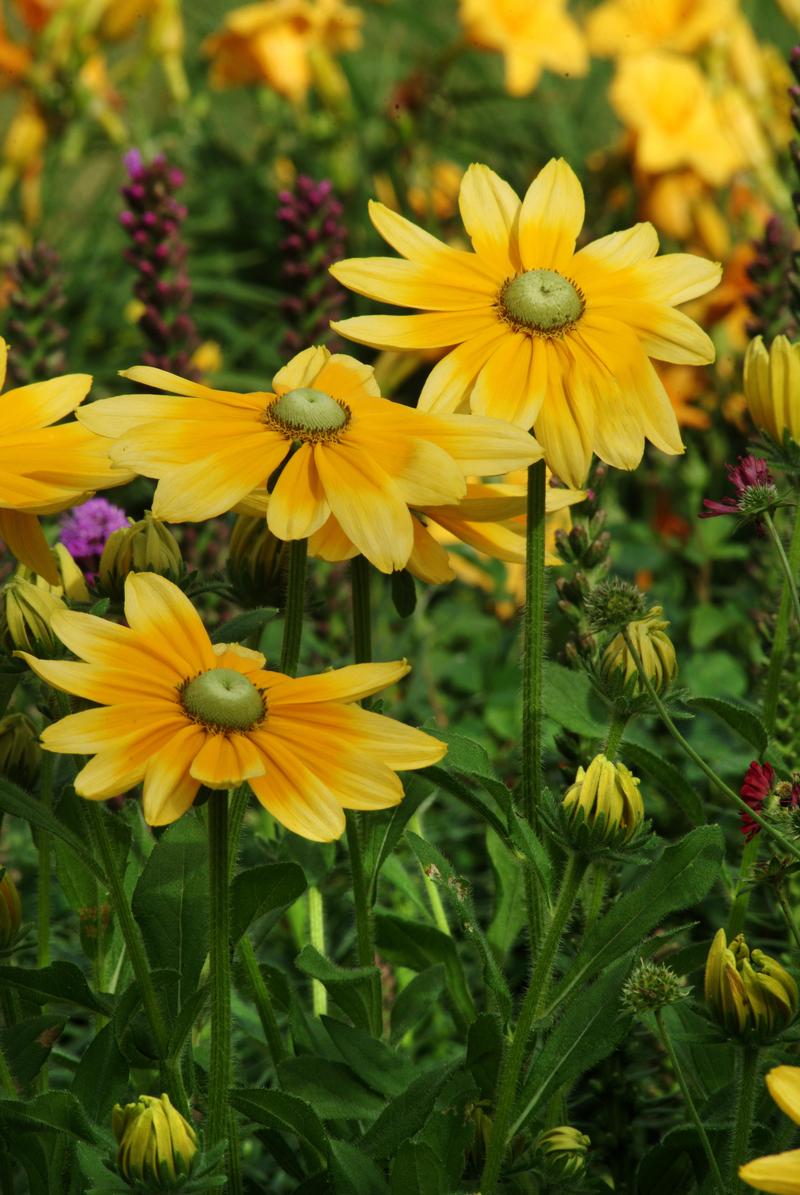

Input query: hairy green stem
[480,853,587,1194]
[351,555,372,666]
[522,458,547,831]
[763,507,800,732]
[777,885,800,953]
[227,784,250,878]
[207,794,232,1168]
[409,812,451,935]
[764,511,800,632]
[622,631,800,861]
[729,1046,761,1189]
[238,935,285,1066]
[604,708,629,761]
[308,886,328,1016]
[655,1009,725,1195]
[280,538,308,677]
[37,754,53,970]
[226,1110,244,1195]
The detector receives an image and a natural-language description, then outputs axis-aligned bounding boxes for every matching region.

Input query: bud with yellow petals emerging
[0,576,66,654]
[561,754,644,850]
[705,928,798,1042]
[743,335,800,446]
[600,606,678,697]
[227,515,288,610]
[0,868,22,952]
[112,1093,198,1189]
[0,713,40,790]
[98,514,182,601]
[535,1125,591,1179]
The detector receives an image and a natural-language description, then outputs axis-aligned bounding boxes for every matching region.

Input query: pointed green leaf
[0,962,110,1015]
[229,1088,328,1157]
[230,862,306,944]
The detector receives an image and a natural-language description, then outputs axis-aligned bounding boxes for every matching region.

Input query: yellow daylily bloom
[19,572,446,840]
[458,0,587,97]
[587,0,734,57]
[741,1067,800,1193]
[744,335,800,445]
[77,347,542,575]
[0,338,132,585]
[330,159,721,487]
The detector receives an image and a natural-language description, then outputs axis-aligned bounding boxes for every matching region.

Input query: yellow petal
[41,702,177,753]
[632,253,722,306]
[367,198,502,286]
[312,354,381,400]
[124,573,216,675]
[574,223,659,273]
[533,344,593,487]
[78,393,260,439]
[119,365,263,410]
[0,374,92,438]
[289,703,446,770]
[272,346,331,393]
[249,738,346,841]
[141,724,206,825]
[0,509,58,583]
[267,660,410,707]
[0,338,6,391]
[330,256,495,311]
[407,518,455,584]
[268,445,330,541]
[190,732,265,787]
[416,411,543,475]
[150,436,288,523]
[470,332,543,427]
[308,512,359,562]
[518,158,585,271]
[74,718,191,800]
[312,443,413,573]
[418,324,510,413]
[740,1149,800,1195]
[458,163,521,277]
[331,309,496,351]
[610,303,716,365]
[767,1068,800,1127]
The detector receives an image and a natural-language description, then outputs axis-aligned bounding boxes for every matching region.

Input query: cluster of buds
[705,928,798,1042]
[97,514,182,602]
[120,150,199,376]
[739,760,800,841]
[60,497,129,584]
[0,575,66,655]
[4,242,68,388]
[622,960,688,1015]
[534,1125,590,1181]
[112,1093,197,1190]
[700,455,779,531]
[0,868,22,952]
[560,754,645,852]
[226,515,287,610]
[554,466,612,665]
[278,175,348,355]
[600,606,678,699]
[0,713,40,790]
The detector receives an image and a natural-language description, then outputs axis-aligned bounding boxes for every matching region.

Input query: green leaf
[635,1127,707,1194]
[229,1088,328,1157]
[329,1139,390,1195]
[0,659,24,717]
[295,946,381,1032]
[466,1013,503,1102]
[390,966,446,1042]
[168,986,209,1056]
[0,962,111,1015]
[0,1091,98,1142]
[621,742,705,826]
[507,813,554,899]
[362,776,430,901]
[542,661,608,737]
[686,697,768,756]
[322,1017,417,1099]
[421,728,511,811]
[277,1057,385,1121]
[420,766,508,841]
[0,777,105,881]
[549,826,725,1010]
[132,818,209,1011]
[211,607,277,644]
[376,914,476,1030]
[230,862,306,944]
[390,1142,446,1195]
[0,1016,64,1086]
[359,1062,459,1160]
[515,956,634,1132]
[487,831,526,960]
[71,1024,129,1123]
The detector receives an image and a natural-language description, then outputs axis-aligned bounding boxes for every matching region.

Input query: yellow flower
[0,340,131,585]
[19,572,446,839]
[587,0,734,57]
[609,53,745,186]
[331,159,721,487]
[741,1067,800,1193]
[112,1093,197,1188]
[203,0,362,103]
[77,347,542,574]
[744,335,800,445]
[705,929,798,1042]
[458,0,587,97]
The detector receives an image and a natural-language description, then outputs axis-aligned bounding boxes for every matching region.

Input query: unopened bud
[1,577,66,654]
[0,713,40,789]
[622,960,687,1014]
[705,928,798,1042]
[98,514,182,601]
[562,754,644,849]
[601,606,677,697]
[0,868,22,951]
[227,515,288,609]
[112,1093,197,1189]
[535,1125,590,1179]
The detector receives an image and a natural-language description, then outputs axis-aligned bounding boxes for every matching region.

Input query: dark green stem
[238,934,285,1066]
[522,458,547,831]
[37,754,53,970]
[226,1110,243,1195]
[480,853,587,1194]
[280,538,308,677]
[655,1009,725,1195]
[764,511,800,631]
[351,556,372,665]
[308,886,327,1016]
[729,1046,761,1189]
[763,507,800,732]
[207,795,232,1168]
[227,784,250,879]
[777,885,800,952]
[604,707,629,761]
[0,1037,15,1096]
[622,631,800,861]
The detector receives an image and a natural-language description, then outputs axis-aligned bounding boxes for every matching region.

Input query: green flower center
[501,269,584,334]
[267,387,349,440]
[182,668,264,731]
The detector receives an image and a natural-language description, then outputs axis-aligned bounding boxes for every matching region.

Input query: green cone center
[270,387,348,433]
[502,269,583,331]
[182,668,264,730]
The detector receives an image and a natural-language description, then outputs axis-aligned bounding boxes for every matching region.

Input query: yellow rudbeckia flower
[587,0,734,58]
[741,1066,800,1193]
[458,0,588,97]
[18,572,445,840]
[330,159,721,487]
[0,339,132,586]
[77,347,542,574]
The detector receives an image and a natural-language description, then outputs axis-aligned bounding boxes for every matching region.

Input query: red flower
[740,760,774,840]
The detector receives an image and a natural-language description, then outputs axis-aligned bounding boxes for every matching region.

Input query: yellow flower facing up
[331,159,721,487]
[112,1093,197,1189]
[0,339,132,585]
[705,929,798,1042]
[19,572,446,840]
[203,0,362,103]
[741,1067,800,1193]
[587,0,734,58]
[744,335,800,446]
[458,0,587,97]
[609,53,745,186]
[77,347,542,575]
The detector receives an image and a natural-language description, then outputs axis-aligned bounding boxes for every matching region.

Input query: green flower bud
[705,928,798,1042]
[112,1093,197,1189]
[536,1125,590,1178]
[15,545,90,603]
[600,606,678,696]
[622,960,688,1014]
[0,576,66,654]
[98,514,182,601]
[0,712,40,789]
[226,515,288,609]
[562,754,644,848]
[0,868,22,951]
[584,578,646,634]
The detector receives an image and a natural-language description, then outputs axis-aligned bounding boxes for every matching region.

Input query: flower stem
[622,631,800,861]
[0,1037,15,1096]
[308,886,328,1016]
[207,793,232,1168]
[409,811,451,935]
[655,1009,726,1195]
[763,507,800,733]
[226,783,250,878]
[279,538,308,677]
[238,933,285,1065]
[37,754,53,970]
[729,1046,761,1190]
[522,459,547,832]
[777,885,800,953]
[604,707,629,761]
[351,556,372,666]
[764,511,800,632]
[480,852,587,1195]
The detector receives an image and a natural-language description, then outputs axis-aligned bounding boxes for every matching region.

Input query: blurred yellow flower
[407,160,464,222]
[610,53,745,186]
[587,0,734,57]
[741,1067,800,1193]
[458,0,587,97]
[658,363,711,431]
[332,158,721,487]
[203,0,362,103]
[744,335,800,445]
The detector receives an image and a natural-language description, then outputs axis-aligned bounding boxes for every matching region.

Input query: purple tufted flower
[700,456,778,528]
[278,174,349,354]
[60,498,129,582]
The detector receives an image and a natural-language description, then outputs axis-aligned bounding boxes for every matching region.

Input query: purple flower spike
[60,498,129,582]
[277,174,349,354]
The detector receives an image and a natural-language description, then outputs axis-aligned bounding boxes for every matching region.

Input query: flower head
[19,572,446,839]
[562,754,644,847]
[458,0,588,97]
[112,1093,197,1189]
[705,928,798,1042]
[701,455,778,523]
[741,1066,800,1193]
[739,760,800,841]
[587,0,734,58]
[600,605,678,696]
[60,498,129,583]
[77,346,542,574]
[744,335,800,445]
[330,159,720,486]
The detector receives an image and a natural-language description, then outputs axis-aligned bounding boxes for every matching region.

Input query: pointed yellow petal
[0,509,58,583]
[518,158,585,271]
[330,256,495,311]
[533,344,593,487]
[470,332,544,427]
[312,443,413,573]
[249,738,346,841]
[308,512,359,563]
[458,164,522,277]
[119,366,262,410]
[141,725,206,825]
[0,374,92,438]
[41,703,177,753]
[416,411,543,475]
[632,252,722,306]
[150,437,288,523]
[124,573,216,675]
[574,223,659,272]
[767,1068,800,1127]
[407,518,455,584]
[267,660,410,707]
[268,445,330,541]
[312,354,380,400]
[190,732,265,787]
[739,1149,800,1194]
[367,199,502,286]
[418,324,509,413]
[331,309,495,351]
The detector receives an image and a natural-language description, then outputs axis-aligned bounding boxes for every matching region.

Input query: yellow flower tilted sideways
[458,0,588,97]
[744,335,800,445]
[601,606,678,696]
[18,572,446,841]
[741,1067,800,1193]
[0,338,133,585]
[77,346,542,575]
[330,159,721,487]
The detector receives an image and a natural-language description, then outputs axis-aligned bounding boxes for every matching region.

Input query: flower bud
[0,713,40,789]
[622,960,687,1014]
[600,606,678,696]
[705,928,798,1041]
[584,578,646,634]
[562,754,644,848]
[227,515,288,609]
[0,577,66,654]
[535,1125,590,1179]
[98,514,182,601]
[743,334,800,445]
[112,1093,197,1189]
[0,868,22,951]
